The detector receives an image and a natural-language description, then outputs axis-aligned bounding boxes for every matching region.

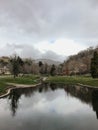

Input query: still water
[0,84,98,130]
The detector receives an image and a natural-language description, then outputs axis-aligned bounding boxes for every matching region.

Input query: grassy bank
[46,76,98,87]
[0,75,40,95]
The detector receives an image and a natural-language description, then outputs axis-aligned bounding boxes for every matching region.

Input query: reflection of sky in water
[0,88,98,130]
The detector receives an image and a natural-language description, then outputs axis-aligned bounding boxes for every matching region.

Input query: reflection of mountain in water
[63,85,98,120]
[64,85,93,105]
[49,84,98,120]
[4,83,98,119]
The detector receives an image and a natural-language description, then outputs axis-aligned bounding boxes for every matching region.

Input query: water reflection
[0,83,98,130]
[63,85,98,120]
[9,90,20,116]
[5,83,98,119]
[8,87,39,116]
[92,90,98,119]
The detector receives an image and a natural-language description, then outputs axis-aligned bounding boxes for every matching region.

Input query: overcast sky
[0,0,98,61]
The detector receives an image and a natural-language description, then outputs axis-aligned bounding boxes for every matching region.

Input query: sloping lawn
[0,75,40,95]
[46,76,98,87]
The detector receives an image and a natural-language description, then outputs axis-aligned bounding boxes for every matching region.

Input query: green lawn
[1,75,98,96]
[46,76,98,87]
[0,75,41,95]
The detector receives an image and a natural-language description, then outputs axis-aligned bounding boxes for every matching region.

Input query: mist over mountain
[0,43,66,62]
[35,59,61,65]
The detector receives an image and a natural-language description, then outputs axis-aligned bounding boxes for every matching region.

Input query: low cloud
[0,43,65,61]
[34,39,87,56]
[42,51,66,61]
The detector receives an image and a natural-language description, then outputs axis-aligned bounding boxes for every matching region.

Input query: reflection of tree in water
[62,84,98,120]
[92,90,98,119]
[7,83,98,120]
[48,83,64,91]
[9,89,21,116]
[38,83,58,93]
[8,87,40,116]
[8,83,64,116]
[64,85,93,105]
[50,83,59,91]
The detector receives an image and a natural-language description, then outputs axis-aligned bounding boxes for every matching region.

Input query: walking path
[0,77,48,98]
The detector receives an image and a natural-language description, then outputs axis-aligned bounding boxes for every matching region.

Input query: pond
[0,84,98,130]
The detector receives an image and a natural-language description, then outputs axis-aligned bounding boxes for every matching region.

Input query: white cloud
[0,43,65,61]
[0,39,88,61]
[34,38,87,56]
[0,0,98,44]
[42,50,65,61]
[0,0,97,59]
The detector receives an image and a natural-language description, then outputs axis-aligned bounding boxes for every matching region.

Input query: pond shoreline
[0,83,42,98]
[46,76,98,88]
[0,77,48,98]
[0,76,98,98]
[77,83,98,89]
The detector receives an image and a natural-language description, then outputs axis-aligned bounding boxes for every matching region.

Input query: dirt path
[0,77,48,98]
[0,83,41,98]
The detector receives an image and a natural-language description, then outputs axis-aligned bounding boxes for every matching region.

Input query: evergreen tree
[44,63,48,74]
[38,61,44,74]
[91,51,98,78]
[50,64,56,76]
[10,55,24,78]
[38,61,43,67]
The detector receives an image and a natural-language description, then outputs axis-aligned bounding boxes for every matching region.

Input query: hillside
[63,47,98,75]
[35,59,61,65]
[0,47,98,76]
